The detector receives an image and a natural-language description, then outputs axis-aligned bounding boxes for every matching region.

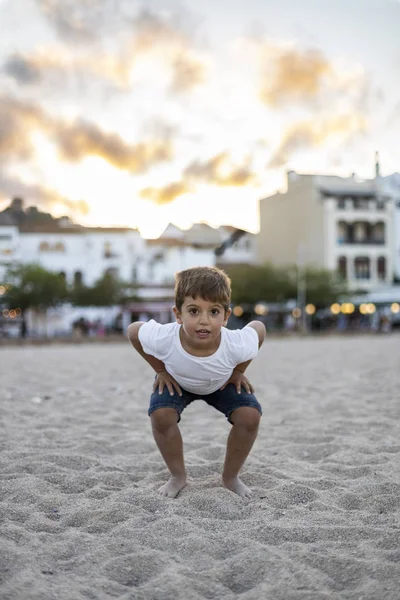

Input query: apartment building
[257,170,395,291]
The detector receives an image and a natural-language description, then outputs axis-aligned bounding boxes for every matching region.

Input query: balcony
[337,238,385,245]
[337,221,385,247]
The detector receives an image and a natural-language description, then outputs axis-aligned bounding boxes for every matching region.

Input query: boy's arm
[127,322,183,396]
[234,320,266,373]
[221,320,266,393]
[127,322,166,373]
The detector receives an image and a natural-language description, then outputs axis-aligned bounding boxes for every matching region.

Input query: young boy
[127,266,266,499]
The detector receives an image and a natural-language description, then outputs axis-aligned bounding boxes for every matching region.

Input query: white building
[257,170,396,291]
[380,173,400,280]
[17,223,147,287]
[0,206,256,285]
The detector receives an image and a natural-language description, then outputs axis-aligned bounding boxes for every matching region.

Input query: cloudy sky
[0,0,399,237]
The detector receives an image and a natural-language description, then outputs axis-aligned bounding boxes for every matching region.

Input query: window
[377,257,386,280]
[74,271,83,286]
[337,197,346,209]
[337,221,348,244]
[105,267,119,279]
[0,235,12,241]
[104,241,114,258]
[54,241,65,252]
[39,241,50,251]
[337,256,347,279]
[353,198,370,210]
[373,222,385,244]
[354,257,370,280]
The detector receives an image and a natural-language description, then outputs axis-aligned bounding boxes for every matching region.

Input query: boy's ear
[223,307,232,325]
[173,305,183,323]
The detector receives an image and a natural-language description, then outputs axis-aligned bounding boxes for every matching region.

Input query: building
[257,169,396,291]
[380,172,400,280]
[0,199,257,335]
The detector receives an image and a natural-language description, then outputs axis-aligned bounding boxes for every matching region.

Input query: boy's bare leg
[221,407,261,498]
[151,408,187,498]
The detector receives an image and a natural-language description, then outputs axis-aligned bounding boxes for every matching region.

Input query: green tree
[302,266,347,307]
[227,262,346,308]
[2,264,68,337]
[3,264,68,312]
[227,263,296,305]
[69,272,122,307]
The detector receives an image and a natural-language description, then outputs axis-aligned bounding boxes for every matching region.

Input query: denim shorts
[148,383,262,424]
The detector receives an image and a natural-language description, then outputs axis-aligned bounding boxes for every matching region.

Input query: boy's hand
[153,370,183,396]
[220,370,254,394]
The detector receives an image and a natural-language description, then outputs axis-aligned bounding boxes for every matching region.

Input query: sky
[0,0,399,238]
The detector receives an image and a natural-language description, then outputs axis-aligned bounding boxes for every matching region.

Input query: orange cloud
[140,181,191,204]
[2,50,129,89]
[0,95,173,173]
[170,54,205,93]
[268,113,367,168]
[261,47,332,106]
[184,153,255,186]
[54,120,173,172]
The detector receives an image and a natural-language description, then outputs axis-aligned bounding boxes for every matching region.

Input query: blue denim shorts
[148,383,262,424]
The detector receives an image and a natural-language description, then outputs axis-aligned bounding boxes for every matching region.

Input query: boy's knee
[151,407,179,433]
[231,407,261,432]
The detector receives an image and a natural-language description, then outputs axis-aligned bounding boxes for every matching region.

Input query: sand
[1,335,400,600]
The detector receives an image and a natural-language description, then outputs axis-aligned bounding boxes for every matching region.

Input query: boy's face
[173,296,231,348]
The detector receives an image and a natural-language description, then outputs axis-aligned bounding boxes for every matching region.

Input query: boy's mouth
[196,329,210,338]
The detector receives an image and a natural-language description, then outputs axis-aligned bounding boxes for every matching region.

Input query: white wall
[0,225,20,279]
[17,229,146,286]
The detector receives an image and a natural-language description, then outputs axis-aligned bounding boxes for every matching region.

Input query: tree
[2,264,69,336]
[227,262,347,308]
[69,272,122,307]
[227,263,296,305]
[302,266,348,307]
[3,264,69,312]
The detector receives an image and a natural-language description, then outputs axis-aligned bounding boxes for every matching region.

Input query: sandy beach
[1,334,400,599]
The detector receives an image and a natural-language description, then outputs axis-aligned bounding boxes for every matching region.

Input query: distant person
[20,317,27,339]
[127,266,266,499]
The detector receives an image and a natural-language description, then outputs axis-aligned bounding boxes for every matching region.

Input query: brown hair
[174,266,231,312]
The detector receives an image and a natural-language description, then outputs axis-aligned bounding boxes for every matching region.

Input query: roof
[0,213,18,227]
[315,175,377,197]
[18,225,136,234]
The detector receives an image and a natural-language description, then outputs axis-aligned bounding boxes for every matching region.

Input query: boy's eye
[211,309,220,315]
[189,309,198,315]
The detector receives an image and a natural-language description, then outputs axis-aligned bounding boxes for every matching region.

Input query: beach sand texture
[1,335,400,600]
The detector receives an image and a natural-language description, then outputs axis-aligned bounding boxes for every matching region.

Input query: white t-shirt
[138,320,259,395]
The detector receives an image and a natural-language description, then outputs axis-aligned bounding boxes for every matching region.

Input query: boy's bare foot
[158,475,187,498]
[222,476,252,498]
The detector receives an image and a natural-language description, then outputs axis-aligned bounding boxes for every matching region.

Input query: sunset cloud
[260,47,332,106]
[24,5,206,94]
[268,113,367,168]
[0,172,89,216]
[0,97,46,160]
[140,181,191,205]
[35,0,111,43]
[54,120,173,172]
[3,54,42,85]
[0,96,173,173]
[133,8,191,53]
[170,55,205,94]
[2,50,129,89]
[184,153,255,187]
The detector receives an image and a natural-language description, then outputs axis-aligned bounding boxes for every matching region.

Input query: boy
[127,266,266,498]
